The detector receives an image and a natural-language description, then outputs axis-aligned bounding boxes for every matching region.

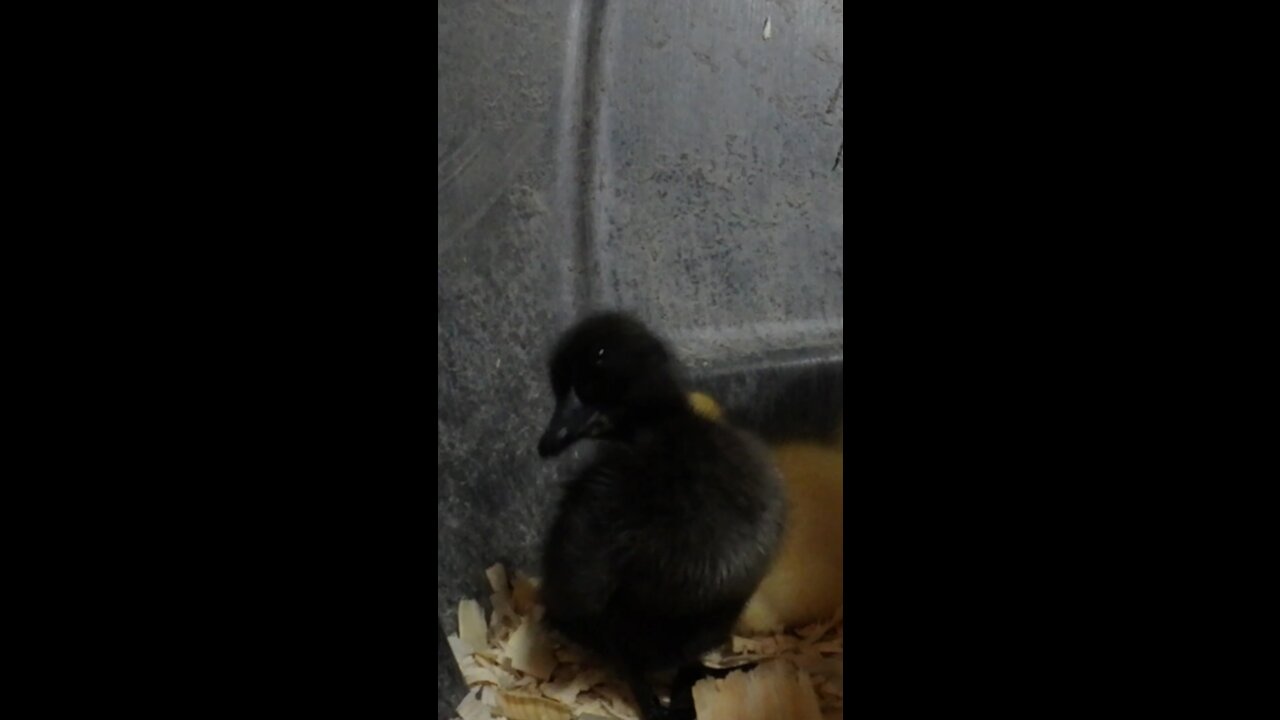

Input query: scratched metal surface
[437,1,842,715]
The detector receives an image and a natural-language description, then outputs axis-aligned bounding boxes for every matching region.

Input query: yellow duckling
[688,391,843,634]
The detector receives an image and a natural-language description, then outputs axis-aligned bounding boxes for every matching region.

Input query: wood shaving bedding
[450,563,844,720]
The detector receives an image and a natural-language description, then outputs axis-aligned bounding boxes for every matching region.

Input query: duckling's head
[537,312,688,458]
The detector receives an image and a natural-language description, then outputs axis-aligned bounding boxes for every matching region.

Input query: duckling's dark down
[537,312,785,720]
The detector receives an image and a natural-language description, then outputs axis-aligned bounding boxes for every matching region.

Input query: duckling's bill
[538,391,611,457]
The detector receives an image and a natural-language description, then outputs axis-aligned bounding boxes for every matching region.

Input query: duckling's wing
[541,463,630,630]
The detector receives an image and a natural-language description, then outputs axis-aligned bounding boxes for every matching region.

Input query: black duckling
[536,312,786,720]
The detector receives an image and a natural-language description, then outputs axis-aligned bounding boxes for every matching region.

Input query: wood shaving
[512,574,539,615]
[487,563,510,595]
[458,688,496,720]
[449,634,499,686]
[507,617,557,680]
[692,661,823,720]
[459,598,488,651]
[451,562,843,719]
[491,592,518,636]
[498,691,572,720]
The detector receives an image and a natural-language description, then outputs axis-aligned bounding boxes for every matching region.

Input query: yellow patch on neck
[688,391,725,422]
